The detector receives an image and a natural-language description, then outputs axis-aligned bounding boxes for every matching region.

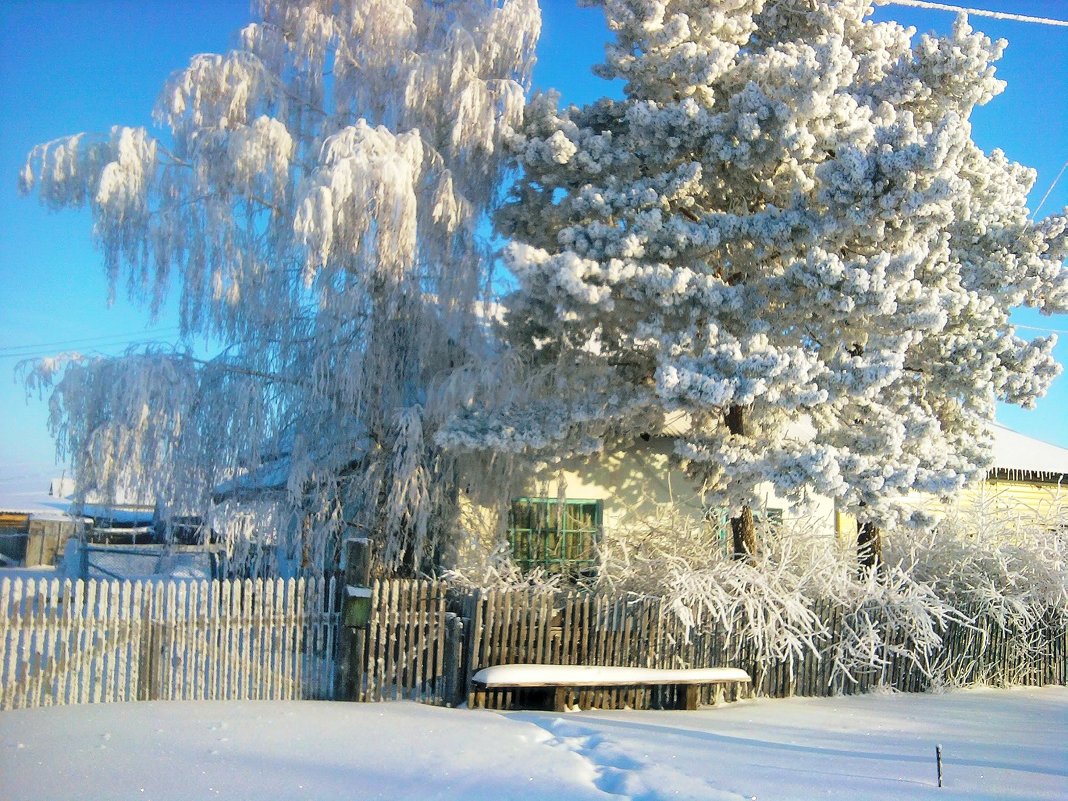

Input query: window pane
[508,498,601,576]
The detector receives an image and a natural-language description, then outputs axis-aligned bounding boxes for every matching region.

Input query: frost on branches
[20,0,540,575]
[441,0,1068,561]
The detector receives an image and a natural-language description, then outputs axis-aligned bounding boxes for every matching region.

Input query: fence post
[336,538,371,702]
[443,612,465,707]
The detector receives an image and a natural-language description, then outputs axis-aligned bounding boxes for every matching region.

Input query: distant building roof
[0,464,75,518]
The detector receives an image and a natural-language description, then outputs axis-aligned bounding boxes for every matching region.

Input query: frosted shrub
[590,500,1065,691]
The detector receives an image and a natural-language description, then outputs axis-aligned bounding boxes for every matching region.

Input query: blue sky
[0,0,1065,484]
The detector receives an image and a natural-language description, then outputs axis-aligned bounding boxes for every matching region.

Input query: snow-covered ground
[2,687,1065,800]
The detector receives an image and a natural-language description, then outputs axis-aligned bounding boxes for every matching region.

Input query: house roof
[0,464,75,518]
[0,465,156,521]
[989,423,1068,481]
[658,415,1068,482]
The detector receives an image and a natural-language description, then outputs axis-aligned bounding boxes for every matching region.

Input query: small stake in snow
[936,744,943,788]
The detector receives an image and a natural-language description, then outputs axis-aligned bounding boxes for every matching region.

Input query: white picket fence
[0,576,340,711]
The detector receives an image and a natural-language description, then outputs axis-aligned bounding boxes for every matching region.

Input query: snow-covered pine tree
[20,0,540,575]
[440,0,1068,564]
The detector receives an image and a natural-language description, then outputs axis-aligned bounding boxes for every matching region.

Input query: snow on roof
[0,463,76,518]
[212,457,292,502]
[989,423,1068,480]
[0,463,155,521]
[659,418,1067,481]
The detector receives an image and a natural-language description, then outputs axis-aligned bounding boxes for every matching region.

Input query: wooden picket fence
[453,588,1067,709]
[0,576,340,711]
[352,579,458,704]
[4,575,1065,712]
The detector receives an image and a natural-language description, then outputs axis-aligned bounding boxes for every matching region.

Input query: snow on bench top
[472,664,751,687]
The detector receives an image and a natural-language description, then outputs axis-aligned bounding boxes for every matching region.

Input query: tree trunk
[857,520,882,573]
[725,405,757,560]
[731,506,757,560]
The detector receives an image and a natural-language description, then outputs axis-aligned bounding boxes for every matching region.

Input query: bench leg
[553,686,568,712]
[676,684,699,711]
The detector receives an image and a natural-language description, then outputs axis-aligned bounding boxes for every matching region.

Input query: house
[887,423,1068,536]
[454,422,1068,577]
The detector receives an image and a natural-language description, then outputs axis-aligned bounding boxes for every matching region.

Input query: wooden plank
[196,581,209,701]
[594,595,610,708]
[385,580,400,702]
[185,581,199,701]
[22,579,39,708]
[229,579,241,700]
[407,580,421,699]
[14,578,30,709]
[614,605,629,707]
[485,590,500,708]
[128,581,144,703]
[307,578,320,700]
[252,578,265,700]
[397,580,412,699]
[325,575,339,698]
[68,580,84,706]
[538,593,552,665]
[260,578,273,700]
[433,583,447,704]
[276,578,289,700]
[501,589,514,709]
[281,578,292,700]
[240,578,253,700]
[0,579,11,710]
[179,581,192,700]
[370,578,384,702]
[362,578,379,702]
[81,579,98,705]
[303,578,318,700]
[416,581,429,701]
[374,579,389,703]
[30,578,48,707]
[102,581,118,704]
[420,580,433,700]
[112,581,129,703]
[221,579,234,699]
[292,577,304,699]
[205,580,218,700]
[466,591,484,708]
[577,593,592,710]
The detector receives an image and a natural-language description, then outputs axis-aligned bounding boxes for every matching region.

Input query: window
[508,498,602,576]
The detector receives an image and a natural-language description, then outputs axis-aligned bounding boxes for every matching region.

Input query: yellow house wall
[910,478,1066,530]
[454,438,839,570]
[833,477,1067,540]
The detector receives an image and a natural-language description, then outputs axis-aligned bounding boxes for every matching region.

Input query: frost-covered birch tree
[440,0,1068,564]
[20,0,540,575]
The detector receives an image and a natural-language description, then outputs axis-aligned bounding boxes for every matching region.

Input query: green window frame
[508,498,602,576]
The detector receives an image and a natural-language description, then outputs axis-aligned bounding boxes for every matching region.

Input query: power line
[1031,159,1068,220]
[1015,323,1068,336]
[0,327,183,357]
[880,0,1068,26]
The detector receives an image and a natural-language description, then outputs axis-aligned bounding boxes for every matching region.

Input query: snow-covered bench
[471,664,751,711]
